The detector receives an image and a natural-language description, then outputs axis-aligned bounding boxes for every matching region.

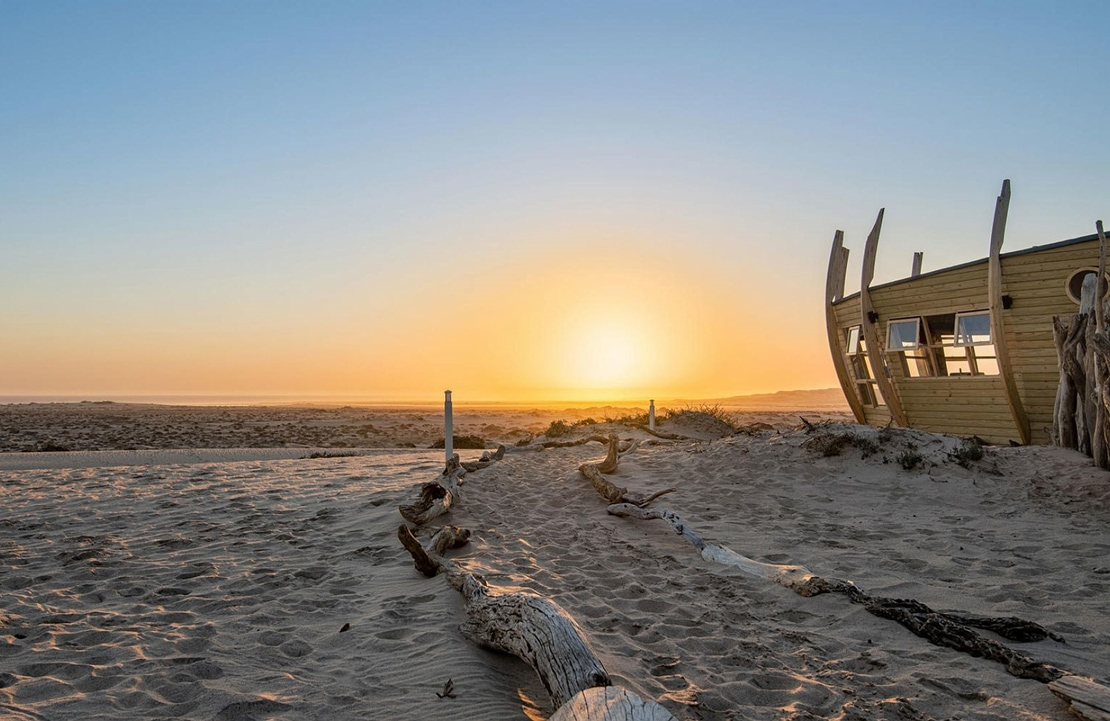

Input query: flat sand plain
[2,398,1108,720]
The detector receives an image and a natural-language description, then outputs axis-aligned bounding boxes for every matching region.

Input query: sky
[2,1,1107,403]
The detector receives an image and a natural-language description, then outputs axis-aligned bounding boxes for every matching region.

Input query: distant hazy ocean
[0,395,437,406]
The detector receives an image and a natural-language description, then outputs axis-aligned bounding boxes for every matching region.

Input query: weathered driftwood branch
[607,502,1070,684]
[549,687,679,721]
[1054,317,1080,448]
[399,527,611,705]
[399,446,508,524]
[461,444,507,472]
[578,434,674,507]
[398,528,609,706]
[607,504,813,588]
[396,524,470,577]
[593,433,641,473]
[633,425,689,441]
[396,524,676,719]
[1054,220,1110,469]
[458,574,612,709]
[399,455,464,525]
[1049,675,1110,721]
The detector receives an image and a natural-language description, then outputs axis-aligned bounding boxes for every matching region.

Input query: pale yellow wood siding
[999,239,1099,443]
[828,237,1100,445]
[866,261,1019,442]
[896,378,1019,445]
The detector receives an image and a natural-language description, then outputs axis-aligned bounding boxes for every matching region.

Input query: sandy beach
[2,402,1108,720]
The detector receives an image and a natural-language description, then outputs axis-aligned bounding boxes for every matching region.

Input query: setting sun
[565,321,646,390]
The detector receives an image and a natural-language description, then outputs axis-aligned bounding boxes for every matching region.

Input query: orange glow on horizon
[2,232,839,403]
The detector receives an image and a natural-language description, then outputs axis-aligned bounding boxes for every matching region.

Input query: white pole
[444,390,453,463]
[649,399,655,431]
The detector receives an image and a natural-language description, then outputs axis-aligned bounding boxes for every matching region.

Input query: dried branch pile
[1053,221,1110,469]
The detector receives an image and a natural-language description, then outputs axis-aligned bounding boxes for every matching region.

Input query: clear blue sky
[2,2,1107,399]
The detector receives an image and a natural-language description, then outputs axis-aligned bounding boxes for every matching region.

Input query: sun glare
[575,329,636,386]
[560,320,653,395]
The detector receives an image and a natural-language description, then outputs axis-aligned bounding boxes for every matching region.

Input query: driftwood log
[459,573,611,709]
[549,687,679,721]
[608,503,1071,684]
[396,524,677,719]
[461,444,507,472]
[577,434,674,507]
[398,455,464,525]
[399,446,508,525]
[1054,220,1110,468]
[1049,675,1110,721]
[396,524,470,577]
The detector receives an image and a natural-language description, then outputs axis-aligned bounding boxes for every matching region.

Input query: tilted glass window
[954,311,992,347]
[887,318,921,351]
[846,326,862,355]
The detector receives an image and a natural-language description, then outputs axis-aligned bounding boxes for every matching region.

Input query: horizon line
[0,388,844,408]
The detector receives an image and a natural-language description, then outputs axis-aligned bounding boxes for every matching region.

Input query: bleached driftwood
[398,455,464,525]
[608,502,1069,683]
[550,687,678,721]
[1049,675,1110,721]
[398,524,609,707]
[458,574,611,709]
[579,434,673,507]
[399,446,509,524]
[629,422,693,441]
[461,444,507,472]
[607,504,813,589]
[396,524,470,577]
[1054,316,1081,448]
[1054,220,1110,468]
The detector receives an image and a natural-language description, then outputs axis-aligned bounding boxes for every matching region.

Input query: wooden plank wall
[896,378,1017,443]
[828,238,1101,445]
[865,260,1021,444]
[1000,239,1100,443]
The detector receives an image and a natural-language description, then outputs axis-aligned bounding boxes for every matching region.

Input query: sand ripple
[3,430,1109,720]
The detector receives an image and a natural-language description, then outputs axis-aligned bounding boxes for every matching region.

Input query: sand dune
[2,418,1107,720]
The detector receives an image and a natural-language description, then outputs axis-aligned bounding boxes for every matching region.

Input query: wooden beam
[825,230,867,423]
[1049,675,1110,720]
[1094,220,1109,468]
[859,209,908,426]
[987,179,1032,444]
[1096,220,1106,332]
[834,244,849,301]
[911,251,923,277]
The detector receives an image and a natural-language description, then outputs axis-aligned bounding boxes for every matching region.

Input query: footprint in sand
[634,598,674,614]
[280,639,313,658]
[74,670,128,693]
[215,699,291,720]
[257,630,289,647]
[174,636,212,654]
[176,562,217,580]
[18,661,87,680]
[163,656,225,680]
[375,627,414,641]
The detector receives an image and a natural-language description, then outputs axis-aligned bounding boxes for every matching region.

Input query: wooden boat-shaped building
[826,181,1104,446]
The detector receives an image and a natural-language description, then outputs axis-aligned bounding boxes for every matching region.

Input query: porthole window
[1065,267,1110,305]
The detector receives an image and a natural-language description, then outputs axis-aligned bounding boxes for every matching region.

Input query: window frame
[845,325,863,355]
[953,311,993,348]
[886,317,923,352]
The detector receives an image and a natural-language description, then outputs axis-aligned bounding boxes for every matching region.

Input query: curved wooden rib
[859,209,908,426]
[988,179,1031,445]
[825,230,866,423]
